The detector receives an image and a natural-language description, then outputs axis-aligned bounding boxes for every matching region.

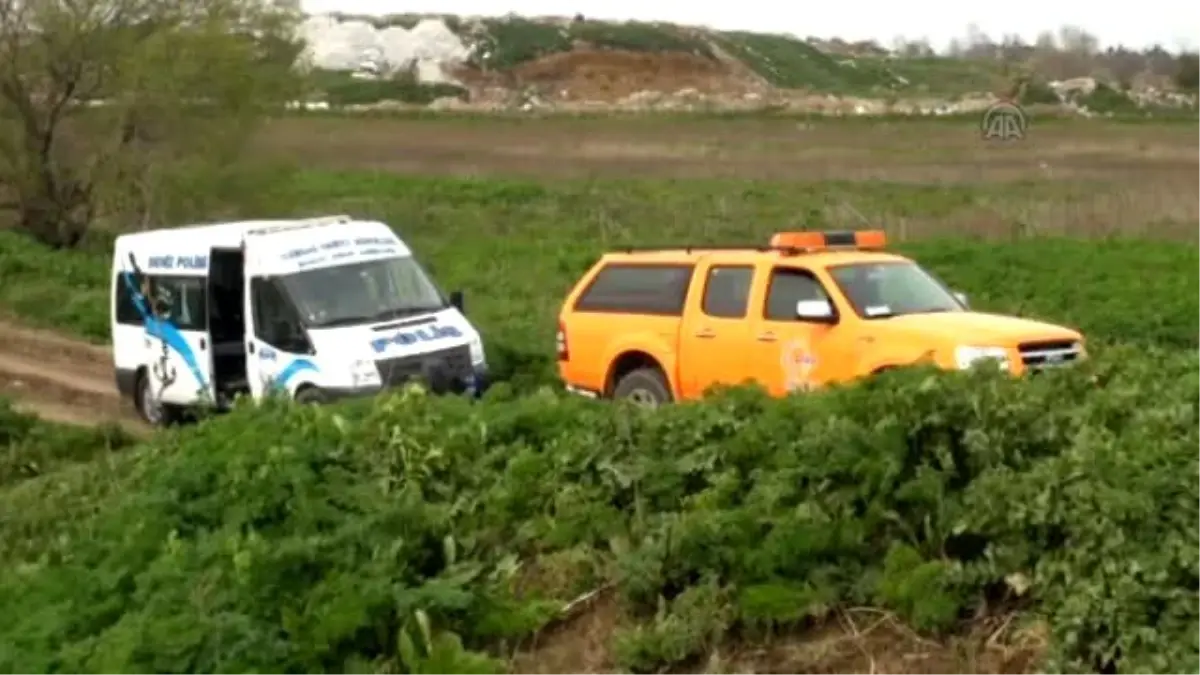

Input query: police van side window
[113,274,206,330]
[764,267,832,321]
[251,278,310,352]
[114,274,143,325]
[573,263,694,315]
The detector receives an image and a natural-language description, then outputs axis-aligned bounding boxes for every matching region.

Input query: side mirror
[953,291,969,308]
[796,299,836,323]
[449,290,464,313]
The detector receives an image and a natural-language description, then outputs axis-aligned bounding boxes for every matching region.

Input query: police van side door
[137,254,216,408]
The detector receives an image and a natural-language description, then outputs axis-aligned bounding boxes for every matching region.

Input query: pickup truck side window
[574,263,694,315]
[701,265,754,318]
[764,267,832,320]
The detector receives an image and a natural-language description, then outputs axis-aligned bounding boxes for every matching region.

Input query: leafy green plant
[875,544,963,633]
[0,399,136,487]
[0,348,1194,673]
[613,576,733,672]
[395,610,503,674]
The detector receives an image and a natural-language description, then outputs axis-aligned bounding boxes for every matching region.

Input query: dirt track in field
[0,319,146,431]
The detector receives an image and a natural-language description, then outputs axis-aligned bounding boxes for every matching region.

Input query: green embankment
[0,350,1196,672]
[0,163,1196,673]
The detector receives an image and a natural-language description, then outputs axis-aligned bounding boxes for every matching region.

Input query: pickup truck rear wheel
[612,368,672,408]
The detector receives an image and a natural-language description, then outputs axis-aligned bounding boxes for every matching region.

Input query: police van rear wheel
[613,368,672,409]
[135,373,174,427]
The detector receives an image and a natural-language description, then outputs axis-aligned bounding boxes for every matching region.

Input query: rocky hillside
[296,13,1199,115]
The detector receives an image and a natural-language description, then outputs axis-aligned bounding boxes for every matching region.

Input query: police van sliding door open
[126,252,217,407]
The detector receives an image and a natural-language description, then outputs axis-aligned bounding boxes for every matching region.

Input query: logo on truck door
[781,338,818,393]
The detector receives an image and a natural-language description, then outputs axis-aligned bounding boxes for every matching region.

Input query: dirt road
[0,319,146,431]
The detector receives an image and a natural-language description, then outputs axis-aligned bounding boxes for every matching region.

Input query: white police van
[111,215,488,425]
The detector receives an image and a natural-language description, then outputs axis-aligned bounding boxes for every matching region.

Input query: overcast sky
[300,0,1196,52]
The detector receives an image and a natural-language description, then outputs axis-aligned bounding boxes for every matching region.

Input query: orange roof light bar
[770,229,887,251]
[854,230,887,249]
[770,231,826,249]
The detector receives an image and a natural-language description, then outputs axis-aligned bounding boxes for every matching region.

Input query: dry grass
[254,114,1198,240]
[510,590,1048,675]
[255,115,1196,181]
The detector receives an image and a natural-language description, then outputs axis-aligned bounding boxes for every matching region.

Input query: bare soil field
[257,115,1198,183]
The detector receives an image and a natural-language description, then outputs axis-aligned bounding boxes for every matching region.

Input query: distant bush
[1078,82,1141,115]
[312,70,468,106]
[1173,52,1199,91]
[0,350,1195,673]
[1020,79,1061,105]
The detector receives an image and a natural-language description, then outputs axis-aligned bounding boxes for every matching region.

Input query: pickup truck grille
[375,344,473,392]
[1018,340,1081,369]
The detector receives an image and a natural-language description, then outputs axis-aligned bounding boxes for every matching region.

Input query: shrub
[0,348,1194,673]
[1173,52,1199,91]
[0,398,136,487]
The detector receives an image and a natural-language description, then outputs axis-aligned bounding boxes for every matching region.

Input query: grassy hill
[303,14,1198,114]
[309,14,998,103]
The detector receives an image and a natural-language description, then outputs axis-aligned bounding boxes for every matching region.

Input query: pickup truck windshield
[280,256,446,328]
[828,260,962,319]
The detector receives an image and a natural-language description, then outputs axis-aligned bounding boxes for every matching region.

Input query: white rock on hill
[298,15,472,84]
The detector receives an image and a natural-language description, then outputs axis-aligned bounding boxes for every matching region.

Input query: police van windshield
[279,256,446,328]
[828,260,962,319]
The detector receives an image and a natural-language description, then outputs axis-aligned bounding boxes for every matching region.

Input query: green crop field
[0,113,1197,673]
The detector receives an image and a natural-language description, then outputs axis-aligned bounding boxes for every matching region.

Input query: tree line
[891,24,1199,90]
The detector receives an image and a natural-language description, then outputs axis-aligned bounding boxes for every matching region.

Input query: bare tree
[962,23,996,60]
[891,35,935,58]
[0,0,303,248]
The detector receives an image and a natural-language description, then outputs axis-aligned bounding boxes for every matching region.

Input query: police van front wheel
[293,386,327,405]
[612,368,672,409]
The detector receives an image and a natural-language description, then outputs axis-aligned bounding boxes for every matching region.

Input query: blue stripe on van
[274,358,319,392]
[121,271,210,392]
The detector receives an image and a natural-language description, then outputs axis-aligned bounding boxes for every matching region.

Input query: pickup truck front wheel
[612,368,672,408]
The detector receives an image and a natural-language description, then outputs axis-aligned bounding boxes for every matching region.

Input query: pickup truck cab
[556,230,1085,406]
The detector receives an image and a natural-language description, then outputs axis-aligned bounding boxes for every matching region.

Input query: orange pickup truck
[556,230,1085,406]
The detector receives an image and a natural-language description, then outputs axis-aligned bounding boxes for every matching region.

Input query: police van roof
[113,215,356,249]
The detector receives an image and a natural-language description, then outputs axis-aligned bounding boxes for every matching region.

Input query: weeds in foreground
[0,351,1195,673]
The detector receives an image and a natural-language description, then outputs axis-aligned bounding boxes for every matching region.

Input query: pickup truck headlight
[954,345,1010,371]
[351,358,381,387]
